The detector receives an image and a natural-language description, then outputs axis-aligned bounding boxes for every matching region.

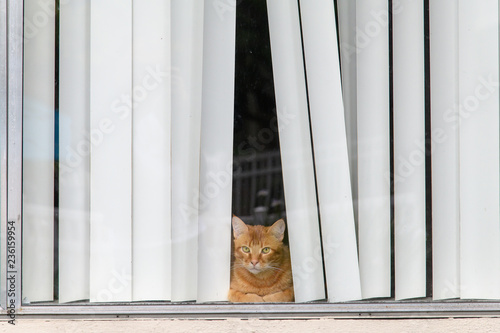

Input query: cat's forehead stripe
[251,226,264,237]
[249,229,262,247]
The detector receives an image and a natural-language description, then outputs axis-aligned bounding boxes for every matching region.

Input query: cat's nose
[251,260,259,266]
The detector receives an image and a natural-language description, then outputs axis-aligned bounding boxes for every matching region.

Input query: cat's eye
[241,246,250,253]
[261,247,271,254]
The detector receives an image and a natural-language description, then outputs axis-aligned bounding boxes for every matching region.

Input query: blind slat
[59,0,90,303]
[299,0,362,302]
[196,0,236,302]
[89,0,133,302]
[458,0,500,299]
[393,0,427,300]
[171,0,204,302]
[132,0,172,301]
[429,0,460,300]
[267,0,326,303]
[356,0,391,299]
[22,0,55,303]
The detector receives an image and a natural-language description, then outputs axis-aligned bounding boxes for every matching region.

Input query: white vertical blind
[392,0,426,300]
[20,0,500,306]
[89,0,133,302]
[266,0,326,302]
[170,0,204,303]
[458,0,500,299]
[132,0,172,301]
[22,0,55,302]
[337,0,359,224]
[59,0,90,303]
[355,0,391,299]
[196,0,236,302]
[429,0,460,300]
[299,0,361,302]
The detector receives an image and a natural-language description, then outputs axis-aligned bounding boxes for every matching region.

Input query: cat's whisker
[231,264,246,271]
[266,266,285,273]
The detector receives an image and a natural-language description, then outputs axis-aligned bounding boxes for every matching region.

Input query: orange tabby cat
[228,216,294,302]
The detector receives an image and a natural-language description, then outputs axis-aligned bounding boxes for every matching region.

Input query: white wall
[10,318,500,332]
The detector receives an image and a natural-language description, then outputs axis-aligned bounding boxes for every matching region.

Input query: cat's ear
[232,215,248,238]
[269,219,286,241]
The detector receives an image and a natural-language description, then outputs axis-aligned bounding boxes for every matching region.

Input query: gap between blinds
[20,0,500,304]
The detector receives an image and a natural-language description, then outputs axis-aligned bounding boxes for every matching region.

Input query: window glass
[18,0,500,306]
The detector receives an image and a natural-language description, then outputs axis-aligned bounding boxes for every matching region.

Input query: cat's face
[232,216,286,275]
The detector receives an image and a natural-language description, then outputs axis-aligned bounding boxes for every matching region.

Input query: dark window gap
[389,0,396,299]
[424,0,433,298]
[53,0,60,301]
[233,0,286,236]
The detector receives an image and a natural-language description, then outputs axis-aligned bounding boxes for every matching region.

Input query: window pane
[17,0,500,307]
